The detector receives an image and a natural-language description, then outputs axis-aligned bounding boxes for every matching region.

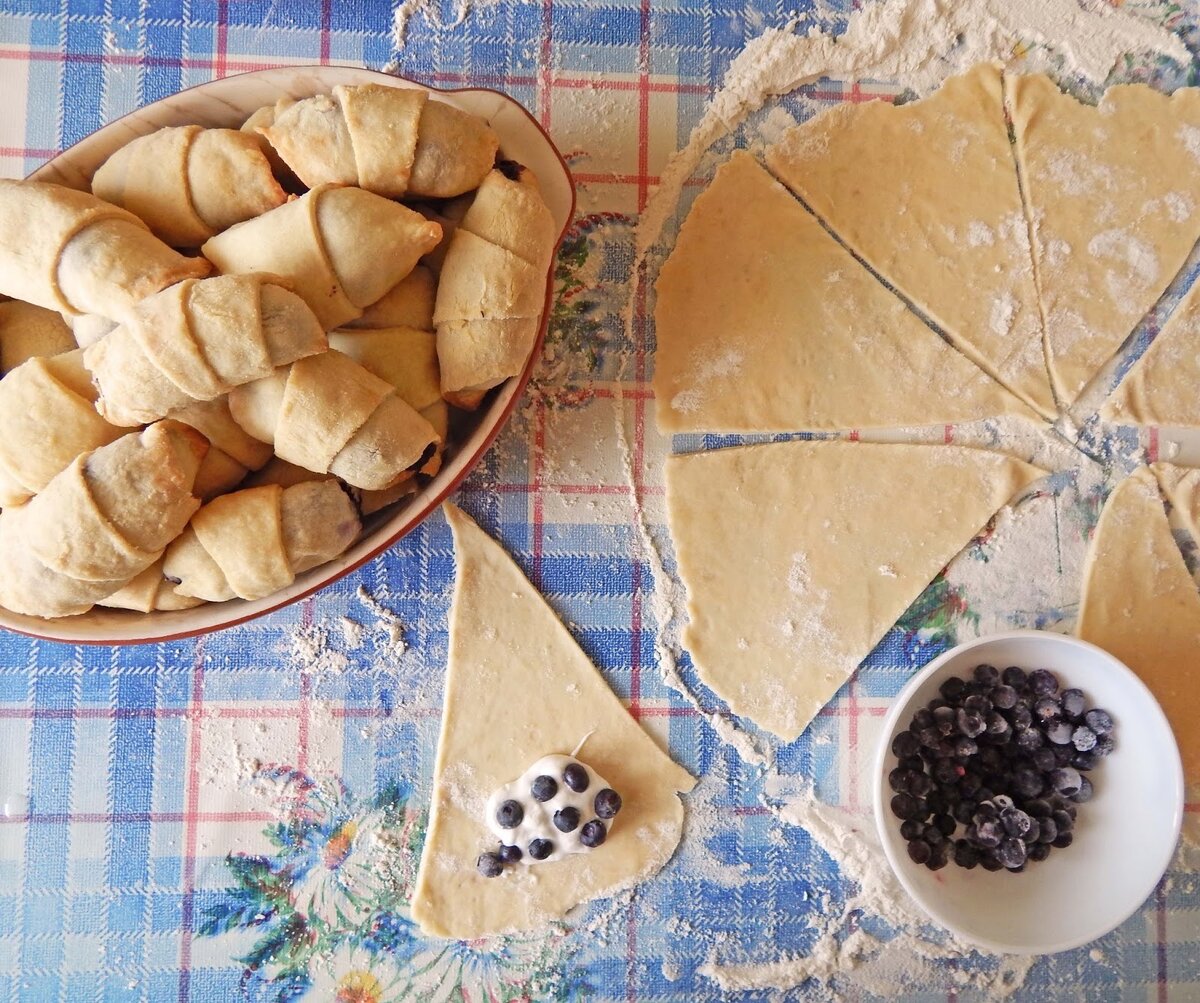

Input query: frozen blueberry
[531,775,558,802]
[1049,767,1082,797]
[498,844,523,864]
[477,852,505,878]
[928,841,951,871]
[1060,688,1086,720]
[580,820,607,848]
[922,823,945,846]
[1002,665,1027,688]
[1011,704,1033,731]
[992,794,1015,812]
[1034,696,1061,723]
[997,837,1027,869]
[913,708,934,730]
[935,813,957,837]
[1015,727,1043,753]
[954,736,979,758]
[991,684,1018,710]
[974,664,1000,687]
[1053,745,1074,767]
[1085,708,1114,735]
[1028,842,1052,862]
[1029,669,1059,696]
[1011,767,1043,800]
[554,807,581,833]
[980,854,1004,872]
[594,788,622,819]
[1031,747,1057,772]
[892,731,921,758]
[1001,807,1035,840]
[890,793,921,821]
[1051,809,1073,833]
[939,676,966,701]
[907,839,931,865]
[1072,726,1097,752]
[1071,775,1094,803]
[1035,817,1057,844]
[496,799,524,829]
[964,694,993,717]
[954,840,980,869]
[973,819,1003,848]
[956,708,986,738]
[900,819,924,841]
[1025,798,1052,818]
[1052,831,1074,850]
[910,772,934,798]
[1072,751,1098,771]
[528,838,554,860]
[934,705,957,735]
[563,763,590,793]
[1093,733,1115,757]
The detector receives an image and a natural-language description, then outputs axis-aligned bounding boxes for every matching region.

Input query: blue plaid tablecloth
[1,1,1200,1000]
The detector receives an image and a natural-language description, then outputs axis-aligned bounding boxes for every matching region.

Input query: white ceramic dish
[3,66,575,644]
[873,630,1183,955]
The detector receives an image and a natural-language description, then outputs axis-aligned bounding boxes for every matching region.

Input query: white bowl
[2,66,575,644]
[873,629,1183,955]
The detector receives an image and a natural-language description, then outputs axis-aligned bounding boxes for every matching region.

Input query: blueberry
[964,694,993,716]
[992,685,1018,710]
[563,763,590,793]
[954,840,980,868]
[498,844,523,864]
[594,788,622,819]
[1011,705,1033,731]
[1002,665,1027,688]
[1001,807,1035,840]
[980,853,1004,872]
[1028,842,1052,862]
[974,800,999,821]
[956,708,986,738]
[579,820,607,848]
[917,726,941,749]
[1052,831,1074,849]
[477,852,504,877]
[1072,726,1097,752]
[912,708,934,730]
[909,772,934,798]
[992,794,1015,811]
[973,819,1003,848]
[1015,727,1042,753]
[954,736,979,758]
[954,802,976,825]
[997,837,1027,869]
[1093,733,1115,757]
[1085,708,1114,735]
[901,754,926,773]
[907,839,932,865]
[1036,817,1057,843]
[934,705,957,735]
[1053,744,1074,767]
[892,731,921,758]
[531,775,558,802]
[974,664,1000,687]
[554,807,581,833]
[1031,747,1056,772]
[1034,696,1061,722]
[900,819,924,841]
[1060,688,1086,720]
[1071,775,1094,803]
[1029,669,1059,696]
[922,823,945,845]
[496,800,524,829]
[1049,767,1081,797]
[933,759,960,785]
[1044,719,1073,746]
[1025,798,1052,818]
[1052,809,1073,833]
[959,772,982,796]
[1011,767,1043,799]
[939,676,966,701]
[1072,751,1098,771]
[528,838,554,860]
[928,841,951,870]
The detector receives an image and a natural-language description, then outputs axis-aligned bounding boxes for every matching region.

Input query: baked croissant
[0,350,124,507]
[200,185,442,330]
[171,396,274,500]
[0,421,206,618]
[341,264,436,331]
[0,300,75,374]
[91,125,287,247]
[83,274,328,426]
[434,165,557,409]
[0,180,209,321]
[99,559,204,613]
[162,480,360,602]
[228,349,439,491]
[256,84,499,199]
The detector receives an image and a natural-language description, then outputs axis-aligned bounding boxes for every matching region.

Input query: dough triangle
[1152,461,1200,549]
[1101,279,1200,427]
[765,63,1055,419]
[667,440,1046,741]
[1008,73,1200,406]
[653,151,1033,433]
[1077,467,1200,779]
[411,504,695,938]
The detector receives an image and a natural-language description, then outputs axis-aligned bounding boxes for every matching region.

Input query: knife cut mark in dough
[653,151,1033,434]
[666,441,1046,741]
[411,504,695,939]
[1007,74,1200,409]
[1077,467,1200,780]
[1101,278,1200,428]
[764,63,1056,419]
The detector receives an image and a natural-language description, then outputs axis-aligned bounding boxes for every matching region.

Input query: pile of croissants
[0,82,557,619]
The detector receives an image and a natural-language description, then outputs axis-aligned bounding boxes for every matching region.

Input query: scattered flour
[389,0,500,50]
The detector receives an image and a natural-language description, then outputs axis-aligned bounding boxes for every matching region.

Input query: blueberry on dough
[594,788,622,819]
[477,852,504,878]
[580,820,607,847]
[563,763,590,793]
[554,807,581,833]
[528,838,554,860]
[531,775,558,802]
[496,799,524,829]
[498,844,523,864]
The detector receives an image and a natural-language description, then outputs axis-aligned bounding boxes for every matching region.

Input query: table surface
[2,1,1200,1000]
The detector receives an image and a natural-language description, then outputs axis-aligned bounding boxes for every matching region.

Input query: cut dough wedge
[411,504,695,939]
[765,63,1055,418]
[653,151,1033,433]
[667,441,1046,741]
[1008,74,1200,407]
[1153,462,1200,545]
[1077,467,1200,780]
[1101,279,1200,427]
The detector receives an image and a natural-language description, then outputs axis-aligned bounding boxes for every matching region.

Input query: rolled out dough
[1077,467,1200,780]
[764,63,1055,419]
[666,440,1046,741]
[653,151,1032,434]
[1101,278,1200,427]
[1153,462,1200,546]
[410,504,695,939]
[1007,73,1200,408]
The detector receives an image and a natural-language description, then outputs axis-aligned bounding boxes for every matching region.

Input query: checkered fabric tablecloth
[1,1,1200,1000]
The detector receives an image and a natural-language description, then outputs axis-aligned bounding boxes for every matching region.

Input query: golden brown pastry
[83,274,327,426]
[0,300,75,374]
[341,265,436,331]
[0,180,209,321]
[200,185,442,330]
[0,421,207,618]
[91,125,287,247]
[99,559,204,613]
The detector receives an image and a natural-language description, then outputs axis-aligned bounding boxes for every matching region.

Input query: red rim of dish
[12,64,577,645]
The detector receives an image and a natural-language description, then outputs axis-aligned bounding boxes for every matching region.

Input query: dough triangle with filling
[1008,73,1200,407]
[667,440,1046,741]
[1101,280,1200,427]
[653,151,1034,434]
[411,503,695,938]
[765,63,1055,419]
[1077,466,1200,779]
